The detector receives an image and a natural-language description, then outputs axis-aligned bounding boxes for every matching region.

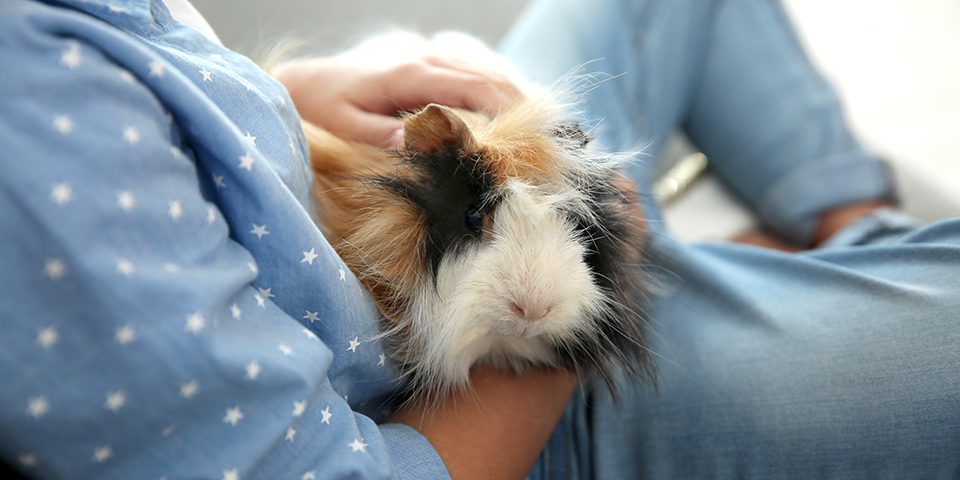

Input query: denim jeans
[502,0,960,478]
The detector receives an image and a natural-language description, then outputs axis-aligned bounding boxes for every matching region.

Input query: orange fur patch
[304,121,426,324]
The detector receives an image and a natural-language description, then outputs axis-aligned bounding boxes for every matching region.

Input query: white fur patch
[408,181,608,393]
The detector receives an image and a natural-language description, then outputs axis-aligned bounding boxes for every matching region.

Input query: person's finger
[365,62,521,116]
[327,105,404,148]
[420,55,521,98]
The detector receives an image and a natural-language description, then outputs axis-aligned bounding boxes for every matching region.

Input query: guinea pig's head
[370,101,652,396]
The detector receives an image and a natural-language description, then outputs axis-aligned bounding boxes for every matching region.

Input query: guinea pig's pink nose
[511,302,551,321]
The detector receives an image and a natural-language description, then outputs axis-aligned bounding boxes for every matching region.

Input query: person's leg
[503,2,957,477]
[682,0,895,245]
[589,216,960,478]
[503,0,895,246]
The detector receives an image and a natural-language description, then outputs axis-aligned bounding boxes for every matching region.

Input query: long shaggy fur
[302,33,654,401]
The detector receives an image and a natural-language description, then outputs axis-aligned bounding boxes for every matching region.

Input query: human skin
[388,366,579,480]
[734,200,896,251]
[274,55,521,149]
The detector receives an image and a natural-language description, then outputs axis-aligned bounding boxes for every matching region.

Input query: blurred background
[193,0,960,242]
[192,0,525,55]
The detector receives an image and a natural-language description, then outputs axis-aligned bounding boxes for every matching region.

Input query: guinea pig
[303,91,653,400]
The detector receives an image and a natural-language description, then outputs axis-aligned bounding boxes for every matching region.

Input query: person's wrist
[813,200,896,246]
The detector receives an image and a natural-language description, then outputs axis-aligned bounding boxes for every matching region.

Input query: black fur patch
[374,148,497,277]
[553,122,591,149]
[555,174,654,394]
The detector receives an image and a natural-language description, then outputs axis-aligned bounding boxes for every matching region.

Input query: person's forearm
[387,366,577,480]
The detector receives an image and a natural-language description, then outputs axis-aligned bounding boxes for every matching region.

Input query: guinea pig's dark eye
[465,206,483,234]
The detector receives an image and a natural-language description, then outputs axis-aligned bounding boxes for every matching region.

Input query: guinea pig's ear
[403,104,477,155]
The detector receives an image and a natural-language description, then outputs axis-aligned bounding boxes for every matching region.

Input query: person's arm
[388,367,578,480]
[0,17,450,479]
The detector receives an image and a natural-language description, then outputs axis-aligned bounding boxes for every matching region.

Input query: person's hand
[732,199,896,251]
[274,55,523,148]
[387,366,577,480]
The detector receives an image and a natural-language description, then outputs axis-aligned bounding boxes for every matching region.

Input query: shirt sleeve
[683,0,896,244]
[0,11,449,480]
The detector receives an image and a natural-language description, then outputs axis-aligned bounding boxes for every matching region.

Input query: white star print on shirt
[60,42,81,69]
[230,303,242,320]
[185,312,205,334]
[254,292,265,308]
[257,287,274,300]
[50,182,73,206]
[378,353,386,366]
[105,390,126,411]
[250,224,269,238]
[347,337,361,353]
[320,406,332,425]
[93,446,112,463]
[222,468,239,480]
[53,114,73,134]
[18,454,37,468]
[238,153,255,170]
[206,206,217,224]
[292,400,306,417]
[123,125,140,144]
[116,258,135,277]
[213,174,226,189]
[278,344,294,356]
[115,325,135,345]
[44,258,66,280]
[26,397,49,418]
[338,267,346,282]
[36,326,59,349]
[180,380,199,399]
[349,438,368,453]
[118,68,136,83]
[168,200,183,221]
[199,67,213,82]
[117,191,135,211]
[301,471,316,480]
[285,427,297,442]
[301,248,318,265]
[244,131,256,147]
[245,360,261,380]
[302,311,319,323]
[148,59,165,77]
[223,406,244,426]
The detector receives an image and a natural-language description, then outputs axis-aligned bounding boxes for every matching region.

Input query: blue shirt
[0,0,448,478]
